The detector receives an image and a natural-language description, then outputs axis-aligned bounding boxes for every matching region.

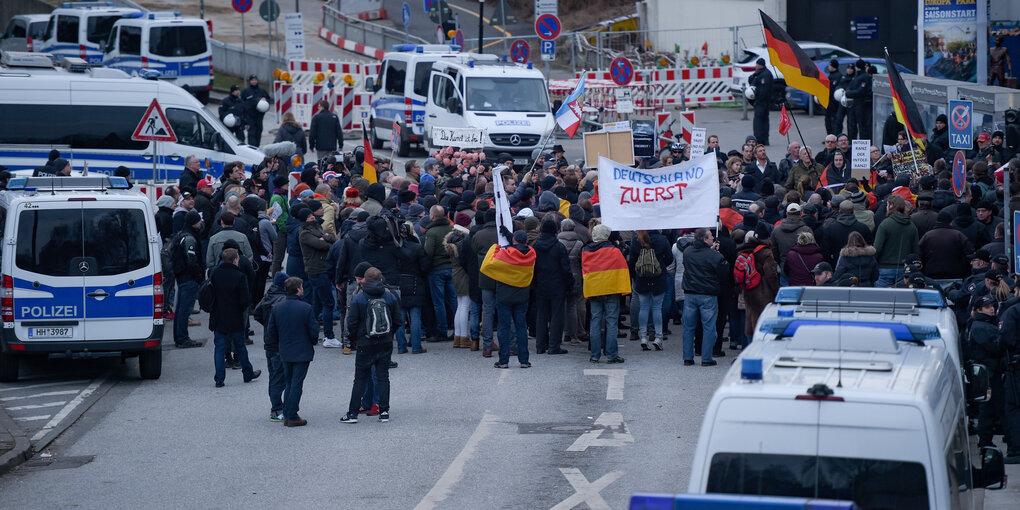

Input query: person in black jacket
[172,211,205,349]
[824,59,844,135]
[396,223,430,354]
[742,145,781,193]
[494,230,536,369]
[680,228,728,366]
[273,112,307,158]
[927,114,950,165]
[532,219,574,355]
[822,200,873,263]
[218,84,246,141]
[997,286,1020,463]
[845,59,872,140]
[155,195,175,243]
[748,58,773,146]
[969,296,1004,448]
[241,74,271,146]
[628,230,674,351]
[308,100,343,161]
[341,268,403,424]
[210,248,261,387]
[267,276,318,427]
[254,272,289,422]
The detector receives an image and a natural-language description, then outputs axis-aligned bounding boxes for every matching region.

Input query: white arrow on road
[566,412,634,451]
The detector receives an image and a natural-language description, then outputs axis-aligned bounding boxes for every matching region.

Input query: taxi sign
[131,99,177,142]
[948,100,972,150]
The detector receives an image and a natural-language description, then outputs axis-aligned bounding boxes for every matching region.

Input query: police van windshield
[148,25,207,57]
[465,77,549,112]
[86,15,121,45]
[16,209,149,277]
[707,452,929,509]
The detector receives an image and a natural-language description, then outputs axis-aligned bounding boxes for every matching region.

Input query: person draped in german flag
[480,229,536,369]
[581,224,629,364]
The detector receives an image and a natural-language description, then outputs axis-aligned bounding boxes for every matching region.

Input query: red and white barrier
[573,66,734,107]
[355,8,387,21]
[318,27,385,60]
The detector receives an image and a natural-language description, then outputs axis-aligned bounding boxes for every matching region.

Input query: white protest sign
[613,88,634,114]
[597,153,719,231]
[430,126,486,148]
[689,127,707,157]
[601,121,631,133]
[851,139,870,170]
[284,13,306,60]
[492,165,514,247]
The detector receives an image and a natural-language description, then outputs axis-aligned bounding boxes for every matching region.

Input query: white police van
[0,51,262,182]
[367,44,496,157]
[424,58,554,165]
[102,12,213,103]
[0,14,51,53]
[0,176,164,382]
[36,2,141,65]
[686,322,1006,509]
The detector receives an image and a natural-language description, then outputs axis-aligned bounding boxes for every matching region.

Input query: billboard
[918,0,988,84]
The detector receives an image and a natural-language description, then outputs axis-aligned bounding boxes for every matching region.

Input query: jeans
[469,298,481,341]
[282,360,309,420]
[395,306,422,352]
[682,294,718,362]
[173,280,198,345]
[535,294,565,352]
[590,297,620,361]
[481,289,496,348]
[663,280,675,325]
[266,350,285,414]
[497,301,529,364]
[636,292,665,341]
[213,331,254,383]
[454,295,471,338]
[348,342,393,414]
[309,273,335,339]
[876,267,905,288]
[427,269,458,333]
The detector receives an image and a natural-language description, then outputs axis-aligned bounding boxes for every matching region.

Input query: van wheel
[369,121,384,150]
[0,352,19,382]
[397,132,411,158]
[196,89,210,105]
[139,349,162,380]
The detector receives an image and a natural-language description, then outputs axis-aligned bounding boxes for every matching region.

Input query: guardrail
[322,0,429,50]
[210,39,286,82]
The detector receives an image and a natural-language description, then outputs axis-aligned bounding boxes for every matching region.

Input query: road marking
[583,369,626,400]
[566,412,634,452]
[413,410,496,510]
[446,3,512,38]
[6,401,67,411]
[13,415,51,422]
[498,369,510,385]
[0,380,90,392]
[31,379,103,442]
[550,468,623,510]
[0,390,80,402]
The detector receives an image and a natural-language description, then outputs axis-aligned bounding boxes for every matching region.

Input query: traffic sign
[402,2,412,28]
[423,0,433,13]
[132,99,177,142]
[259,0,280,22]
[510,39,530,63]
[535,14,560,41]
[541,40,555,61]
[452,29,464,48]
[610,57,634,86]
[949,99,973,150]
[435,24,445,43]
[535,0,557,16]
[952,150,966,197]
[232,0,252,13]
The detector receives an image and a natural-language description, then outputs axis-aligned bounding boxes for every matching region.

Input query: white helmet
[744,85,756,101]
[256,98,270,113]
[833,88,846,103]
[223,113,237,128]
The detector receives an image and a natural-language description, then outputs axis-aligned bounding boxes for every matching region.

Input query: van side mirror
[973,446,1006,489]
[447,96,462,115]
[365,77,375,91]
[966,363,990,403]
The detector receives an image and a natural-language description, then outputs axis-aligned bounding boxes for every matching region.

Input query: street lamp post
[477,0,484,53]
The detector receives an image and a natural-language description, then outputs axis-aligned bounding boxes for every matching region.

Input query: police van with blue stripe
[0,176,164,382]
[0,51,262,182]
[102,12,214,104]
[36,2,141,66]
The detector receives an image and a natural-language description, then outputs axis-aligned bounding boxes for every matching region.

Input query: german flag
[885,48,926,149]
[581,246,631,298]
[361,125,378,183]
[480,244,535,288]
[760,10,830,109]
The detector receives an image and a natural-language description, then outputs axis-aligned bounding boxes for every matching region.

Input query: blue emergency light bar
[774,287,944,308]
[630,493,856,510]
[757,318,940,341]
[62,2,116,7]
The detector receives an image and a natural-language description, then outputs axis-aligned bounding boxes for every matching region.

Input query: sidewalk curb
[318,27,385,61]
[0,404,30,476]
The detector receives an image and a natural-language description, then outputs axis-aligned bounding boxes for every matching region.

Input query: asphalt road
[0,313,727,508]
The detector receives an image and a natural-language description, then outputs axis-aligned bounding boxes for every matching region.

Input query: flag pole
[905,134,921,182]
[784,101,807,149]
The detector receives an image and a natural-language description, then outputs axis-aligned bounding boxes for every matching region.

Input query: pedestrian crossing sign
[131,99,177,142]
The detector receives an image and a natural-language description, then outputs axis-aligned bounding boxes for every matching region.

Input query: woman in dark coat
[627,229,674,349]
[783,231,825,286]
[396,223,430,354]
[273,112,308,156]
[740,224,779,339]
[833,231,878,286]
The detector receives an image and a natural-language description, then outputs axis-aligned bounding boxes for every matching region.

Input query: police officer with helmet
[219,84,246,142]
[747,58,774,146]
[241,74,272,147]
[995,283,1020,464]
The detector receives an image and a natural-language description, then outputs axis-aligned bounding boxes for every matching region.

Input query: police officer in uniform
[845,59,873,141]
[824,59,844,135]
[996,284,1020,463]
[218,84,247,142]
[748,58,773,146]
[241,74,271,147]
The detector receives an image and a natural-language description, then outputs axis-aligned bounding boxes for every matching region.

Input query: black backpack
[365,296,392,338]
[197,268,217,313]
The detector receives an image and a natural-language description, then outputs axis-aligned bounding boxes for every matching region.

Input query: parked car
[0,14,50,53]
[785,57,912,112]
[730,42,858,95]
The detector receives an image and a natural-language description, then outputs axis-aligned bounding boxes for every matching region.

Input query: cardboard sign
[430,127,485,148]
[850,139,870,180]
[689,127,707,157]
[583,129,634,168]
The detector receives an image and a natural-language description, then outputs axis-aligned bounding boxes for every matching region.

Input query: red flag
[778,104,791,136]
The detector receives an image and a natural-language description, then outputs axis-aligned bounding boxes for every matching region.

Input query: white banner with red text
[597,153,719,231]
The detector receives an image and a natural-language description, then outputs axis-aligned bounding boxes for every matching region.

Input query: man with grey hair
[815,134,839,168]
[179,155,202,193]
[404,159,421,184]
[777,141,801,185]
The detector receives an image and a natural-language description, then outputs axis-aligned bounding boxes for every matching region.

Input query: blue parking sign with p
[948,100,972,150]
[541,40,555,55]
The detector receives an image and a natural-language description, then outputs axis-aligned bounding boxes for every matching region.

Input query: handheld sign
[132,99,177,142]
